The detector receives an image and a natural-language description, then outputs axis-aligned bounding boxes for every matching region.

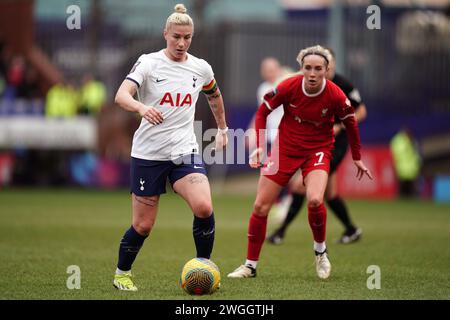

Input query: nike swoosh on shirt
[155,78,167,83]
[289,103,298,108]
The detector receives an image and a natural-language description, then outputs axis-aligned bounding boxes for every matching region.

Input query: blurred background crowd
[0,0,449,203]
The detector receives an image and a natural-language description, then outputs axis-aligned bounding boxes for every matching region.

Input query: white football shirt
[126,49,214,161]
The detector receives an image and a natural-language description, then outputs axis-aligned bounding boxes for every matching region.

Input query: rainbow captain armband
[202,79,218,94]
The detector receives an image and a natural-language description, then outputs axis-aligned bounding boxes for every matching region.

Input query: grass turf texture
[0,189,449,300]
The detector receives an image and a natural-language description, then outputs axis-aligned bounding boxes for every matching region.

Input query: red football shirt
[255,74,361,160]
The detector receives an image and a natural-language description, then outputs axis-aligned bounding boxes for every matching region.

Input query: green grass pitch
[0,188,449,300]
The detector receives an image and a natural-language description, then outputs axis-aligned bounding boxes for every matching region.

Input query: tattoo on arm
[188,175,208,184]
[206,88,226,130]
[208,92,221,111]
[134,195,157,207]
[207,92,221,101]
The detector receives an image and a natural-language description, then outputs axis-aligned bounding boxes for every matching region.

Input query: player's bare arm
[206,86,227,130]
[205,85,228,150]
[115,79,164,125]
[341,112,373,180]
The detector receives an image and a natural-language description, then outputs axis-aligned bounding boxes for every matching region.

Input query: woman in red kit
[228,45,372,280]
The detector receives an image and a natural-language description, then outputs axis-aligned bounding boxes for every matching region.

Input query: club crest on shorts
[139,178,145,191]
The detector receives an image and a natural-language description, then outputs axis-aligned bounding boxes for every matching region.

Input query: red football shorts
[261,149,331,186]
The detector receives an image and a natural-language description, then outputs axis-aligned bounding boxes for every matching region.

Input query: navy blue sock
[117,226,148,271]
[193,213,215,259]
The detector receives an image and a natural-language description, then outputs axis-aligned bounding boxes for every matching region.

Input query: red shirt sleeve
[335,89,362,160]
[255,82,287,150]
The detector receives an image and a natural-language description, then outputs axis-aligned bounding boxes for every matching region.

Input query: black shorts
[130,154,207,197]
[330,132,349,174]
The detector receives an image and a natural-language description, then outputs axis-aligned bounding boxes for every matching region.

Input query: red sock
[247,213,268,261]
[308,203,327,243]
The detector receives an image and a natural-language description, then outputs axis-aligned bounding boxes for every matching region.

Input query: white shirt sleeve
[202,60,215,86]
[126,55,151,87]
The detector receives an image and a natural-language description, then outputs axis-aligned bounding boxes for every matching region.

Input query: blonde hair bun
[165,3,193,30]
[174,4,187,14]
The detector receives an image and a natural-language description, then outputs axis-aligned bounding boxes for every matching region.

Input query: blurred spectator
[0,71,4,97]
[17,68,41,99]
[390,127,422,198]
[7,56,25,87]
[256,57,284,145]
[79,73,107,115]
[247,58,297,152]
[257,57,282,103]
[45,81,79,118]
[0,40,43,114]
[247,57,285,150]
[256,59,297,143]
[0,39,7,76]
[4,55,26,99]
[0,40,6,97]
